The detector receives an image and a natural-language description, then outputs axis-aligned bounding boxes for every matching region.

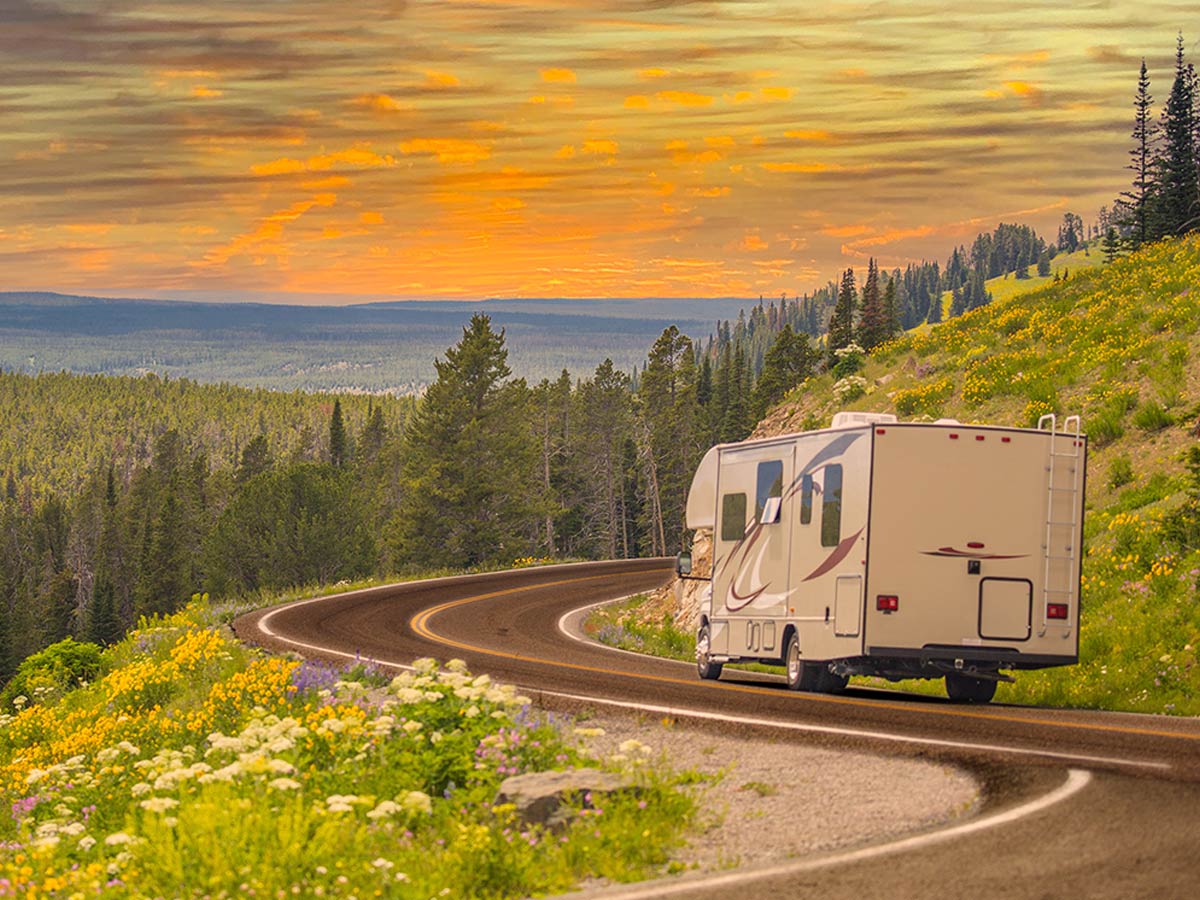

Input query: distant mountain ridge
[0,291,753,393]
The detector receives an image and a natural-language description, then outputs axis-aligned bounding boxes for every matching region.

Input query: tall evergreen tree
[750,325,814,420]
[638,326,700,554]
[1154,34,1199,237]
[827,268,857,362]
[391,315,543,568]
[329,399,347,468]
[857,258,887,350]
[1123,58,1158,247]
[882,275,900,340]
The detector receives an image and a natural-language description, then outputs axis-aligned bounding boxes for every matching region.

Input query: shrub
[1132,400,1173,431]
[1107,456,1134,489]
[1,637,103,709]
[1089,407,1126,446]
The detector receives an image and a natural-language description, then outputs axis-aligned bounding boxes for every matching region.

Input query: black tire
[697,623,723,681]
[784,632,822,692]
[945,672,997,703]
[814,667,849,694]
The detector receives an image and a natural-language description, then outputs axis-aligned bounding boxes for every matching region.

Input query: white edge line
[530,687,1171,772]
[554,768,1092,899]
[556,595,698,667]
[254,578,1172,774]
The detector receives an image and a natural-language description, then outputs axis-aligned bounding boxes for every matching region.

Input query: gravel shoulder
[578,712,980,873]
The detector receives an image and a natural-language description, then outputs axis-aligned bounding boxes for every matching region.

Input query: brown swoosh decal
[922,547,1028,560]
[801,528,865,582]
[726,581,769,612]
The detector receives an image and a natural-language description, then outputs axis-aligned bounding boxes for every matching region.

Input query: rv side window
[755,460,784,524]
[721,493,748,541]
[800,474,813,524]
[821,464,843,547]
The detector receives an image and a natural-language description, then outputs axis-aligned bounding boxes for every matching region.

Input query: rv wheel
[815,668,849,694]
[784,633,820,691]
[945,673,997,703]
[697,623,723,681]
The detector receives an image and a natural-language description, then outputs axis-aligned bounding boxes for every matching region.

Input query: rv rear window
[800,474,813,524]
[721,493,748,542]
[756,460,783,524]
[821,464,843,547]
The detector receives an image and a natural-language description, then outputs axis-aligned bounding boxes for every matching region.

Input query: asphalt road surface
[234,559,1200,898]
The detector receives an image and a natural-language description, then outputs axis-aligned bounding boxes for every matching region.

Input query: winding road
[234,559,1200,898]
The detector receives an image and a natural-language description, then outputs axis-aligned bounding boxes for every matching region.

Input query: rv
[678,412,1086,703]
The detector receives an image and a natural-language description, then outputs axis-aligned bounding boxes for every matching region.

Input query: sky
[0,1,1193,303]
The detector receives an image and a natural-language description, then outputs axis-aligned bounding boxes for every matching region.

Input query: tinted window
[721,493,748,541]
[821,464,843,547]
[800,474,813,525]
[756,460,783,524]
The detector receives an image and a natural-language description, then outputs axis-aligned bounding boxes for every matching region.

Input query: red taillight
[1047,603,1069,620]
[877,595,899,613]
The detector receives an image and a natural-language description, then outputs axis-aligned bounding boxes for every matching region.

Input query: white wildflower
[78,835,96,852]
[269,778,302,791]
[105,832,134,846]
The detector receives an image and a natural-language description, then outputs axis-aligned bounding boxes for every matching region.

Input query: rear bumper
[867,645,1077,670]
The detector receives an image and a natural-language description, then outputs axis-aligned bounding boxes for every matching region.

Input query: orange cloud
[760,162,842,174]
[638,67,671,80]
[985,81,1045,107]
[581,139,619,155]
[665,140,723,165]
[785,129,835,142]
[624,94,650,109]
[655,90,713,106]
[252,148,396,176]
[555,144,577,159]
[540,68,576,83]
[398,138,491,165]
[740,232,768,251]
[821,224,872,238]
[359,211,384,225]
[204,194,337,266]
[352,93,409,112]
[760,87,793,101]
[424,70,461,88]
[693,186,729,198]
[190,86,223,99]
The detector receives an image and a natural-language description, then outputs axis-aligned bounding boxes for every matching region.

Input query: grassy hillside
[758,234,1200,714]
[0,598,696,897]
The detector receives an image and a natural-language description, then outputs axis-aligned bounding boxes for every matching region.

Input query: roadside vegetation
[593,234,1200,717]
[0,595,699,898]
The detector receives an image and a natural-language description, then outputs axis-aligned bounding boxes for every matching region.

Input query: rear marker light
[1047,603,1069,620]
[976,435,985,442]
[877,595,899,613]
[1001,436,1012,443]
[949,433,959,440]
[876,428,887,435]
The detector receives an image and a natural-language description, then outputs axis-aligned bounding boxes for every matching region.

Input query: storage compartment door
[834,575,863,637]
[978,578,1032,641]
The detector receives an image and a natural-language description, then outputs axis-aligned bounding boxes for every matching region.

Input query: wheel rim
[697,627,711,665]
[787,641,800,684]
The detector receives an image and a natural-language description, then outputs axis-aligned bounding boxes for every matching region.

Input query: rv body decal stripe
[922,547,1028,560]
[802,527,865,582]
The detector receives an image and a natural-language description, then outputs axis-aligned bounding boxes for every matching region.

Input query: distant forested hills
[0,292,752,394]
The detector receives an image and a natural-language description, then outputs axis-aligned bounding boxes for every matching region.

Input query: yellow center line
[409,570,1200,744]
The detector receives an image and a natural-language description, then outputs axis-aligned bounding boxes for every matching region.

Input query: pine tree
[638,326,700,554]
[882,276,900,341]
[236,434,272,484]
[1154,34,1199,237]
[329,399,347,468]
[751,325,814,420]
[827,268,857,362]
[1102,226,1122,263]
[857,258,887,350]
[391,315,542,568]
[1122,58,1158,247]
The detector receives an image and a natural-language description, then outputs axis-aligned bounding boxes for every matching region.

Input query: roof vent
[831,411,899,429]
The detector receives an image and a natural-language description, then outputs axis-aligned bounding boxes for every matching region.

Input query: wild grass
[630,235,1200,717]
[0,599,699,897]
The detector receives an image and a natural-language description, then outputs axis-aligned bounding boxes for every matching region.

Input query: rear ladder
[1038,414,1082,637]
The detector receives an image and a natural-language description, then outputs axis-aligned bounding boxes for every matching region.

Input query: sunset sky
[0,1,1192,302]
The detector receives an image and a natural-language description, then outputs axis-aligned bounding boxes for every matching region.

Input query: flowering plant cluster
[0,608,695,898]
